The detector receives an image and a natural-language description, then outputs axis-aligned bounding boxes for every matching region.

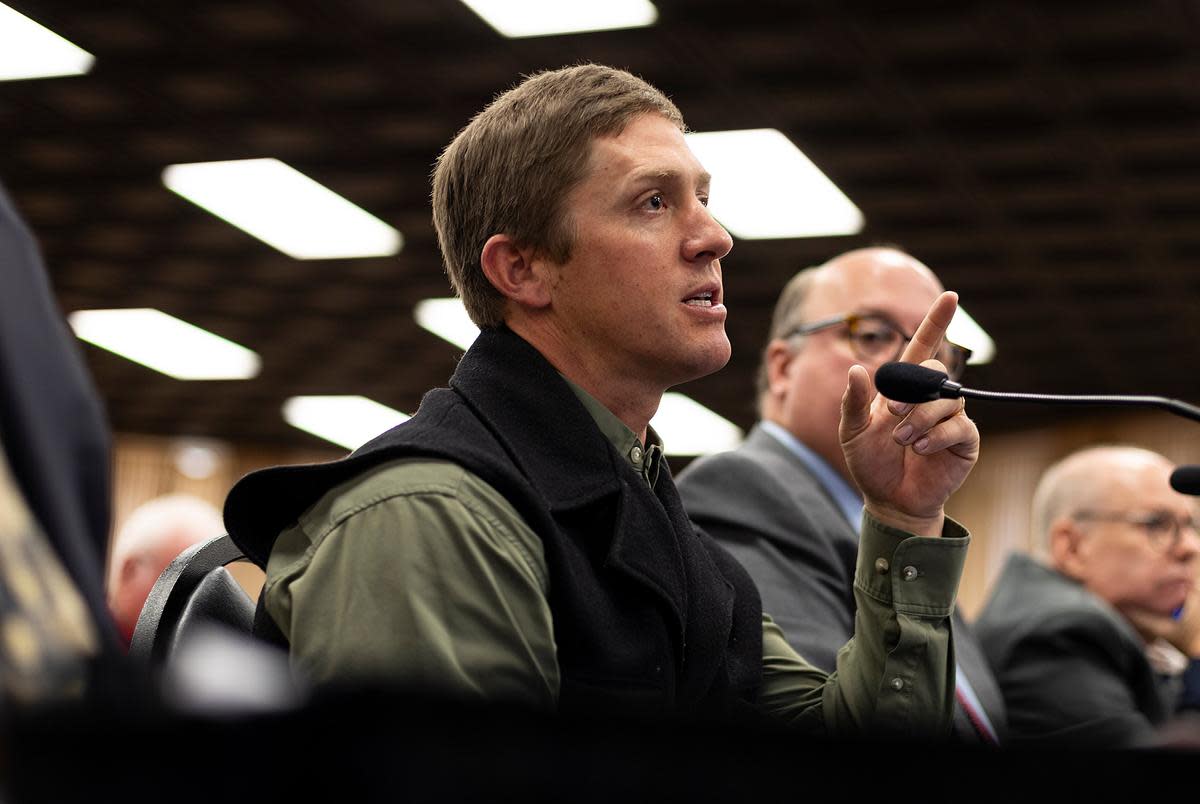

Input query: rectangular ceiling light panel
[283,396,410,450]
[685,129,864,239]
[414,297,480,351]
[459,0,657,37]
[68,308,260,380]
[0,4,94,81]
[947,305,995,365]
[163,158,403,260]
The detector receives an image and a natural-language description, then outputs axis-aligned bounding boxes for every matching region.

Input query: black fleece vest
[225,327,763,715]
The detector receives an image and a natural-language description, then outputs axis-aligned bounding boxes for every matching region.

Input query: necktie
[955,680,999,745]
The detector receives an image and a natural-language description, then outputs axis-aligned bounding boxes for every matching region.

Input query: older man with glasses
[677,246,1006,744]
[975,445,1200,747]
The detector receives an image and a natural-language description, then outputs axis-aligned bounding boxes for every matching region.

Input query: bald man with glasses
[975,445,1200,747]
[677,246,1006,744]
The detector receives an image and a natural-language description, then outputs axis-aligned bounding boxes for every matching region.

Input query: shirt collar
[759,420,863,528]
[563,377,663,489]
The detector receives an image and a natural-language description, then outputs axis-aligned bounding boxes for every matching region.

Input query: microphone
[874,362,1200,424]
[1170,465,1200,496]
[874,362,960,403]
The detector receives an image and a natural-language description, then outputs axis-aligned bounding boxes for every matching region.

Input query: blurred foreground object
[0,439,97,703]
[0,180,116,647]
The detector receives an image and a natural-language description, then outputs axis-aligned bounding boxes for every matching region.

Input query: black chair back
[129,534,254,664]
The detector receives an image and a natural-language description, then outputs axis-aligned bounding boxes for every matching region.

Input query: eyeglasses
[1072,509,1200,553]
[780,312,972,382]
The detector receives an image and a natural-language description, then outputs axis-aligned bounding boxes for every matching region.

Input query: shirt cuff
[854,510,969,617]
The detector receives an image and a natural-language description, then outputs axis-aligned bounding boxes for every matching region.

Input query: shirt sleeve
[756,511,969,737]
[263,459,560,708]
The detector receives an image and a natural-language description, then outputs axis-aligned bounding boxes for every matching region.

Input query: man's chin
[657,336,731,390]
[692,341,732,380]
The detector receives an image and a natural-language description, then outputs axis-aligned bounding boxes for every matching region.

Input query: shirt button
[874,558,890,575]
[890,677,905,691]
[630,445,644,463]
[901,565,919,581]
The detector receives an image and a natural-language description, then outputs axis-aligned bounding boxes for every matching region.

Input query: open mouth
[685,291,714,308]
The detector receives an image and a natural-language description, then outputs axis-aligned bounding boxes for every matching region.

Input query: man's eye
[698,194,710,207]
[646,194,664,210]
[855,330,891,345]
[1146,514,1174,532]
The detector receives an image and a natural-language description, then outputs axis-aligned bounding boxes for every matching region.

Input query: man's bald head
[1031,445,1200,622]
[757,247,944,482]
[107,493,225,645]
[757,247,943,402]
[1031,446,1175,555]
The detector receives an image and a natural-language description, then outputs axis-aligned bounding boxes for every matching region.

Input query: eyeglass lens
[845,316,968,379]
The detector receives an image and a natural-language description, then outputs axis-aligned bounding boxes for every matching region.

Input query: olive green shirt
[264,385,969,734]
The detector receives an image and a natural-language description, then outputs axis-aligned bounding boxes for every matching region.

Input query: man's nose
[1176,522,1200,560]
[683,202,733,263]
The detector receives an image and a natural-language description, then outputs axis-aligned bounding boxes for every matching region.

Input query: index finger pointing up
[898,291,959,365]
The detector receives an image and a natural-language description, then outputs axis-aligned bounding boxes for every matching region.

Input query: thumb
[839,364,874,443]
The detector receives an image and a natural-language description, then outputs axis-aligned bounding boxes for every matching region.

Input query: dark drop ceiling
[6,0,1200,454]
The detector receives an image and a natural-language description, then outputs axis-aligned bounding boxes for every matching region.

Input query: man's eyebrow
[627,168,712,187]
[849,306,893,319]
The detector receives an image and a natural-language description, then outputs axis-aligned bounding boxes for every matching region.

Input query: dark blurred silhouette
[0,180,117,649]
[0,438,98,703]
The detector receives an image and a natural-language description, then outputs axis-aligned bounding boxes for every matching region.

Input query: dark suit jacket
[677,423,1007,743]
[975,552,1178,747]
[0,180,116,646]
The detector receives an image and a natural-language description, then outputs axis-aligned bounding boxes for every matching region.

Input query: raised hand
[838,292,979,537]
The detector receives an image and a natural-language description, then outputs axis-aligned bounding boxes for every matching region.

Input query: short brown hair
[431,64,684,328]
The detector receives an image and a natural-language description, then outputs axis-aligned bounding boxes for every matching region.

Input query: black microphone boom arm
[876,361,1200,424]
[955,387,1200,424]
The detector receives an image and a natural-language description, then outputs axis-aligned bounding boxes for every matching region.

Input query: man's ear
[479,234,552,310]
[1049,517,1088,580]
[765,339,797,399]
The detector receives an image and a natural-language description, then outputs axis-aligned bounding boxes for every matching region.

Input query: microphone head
[1170,465,1200,496]
[874,362,950,403]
